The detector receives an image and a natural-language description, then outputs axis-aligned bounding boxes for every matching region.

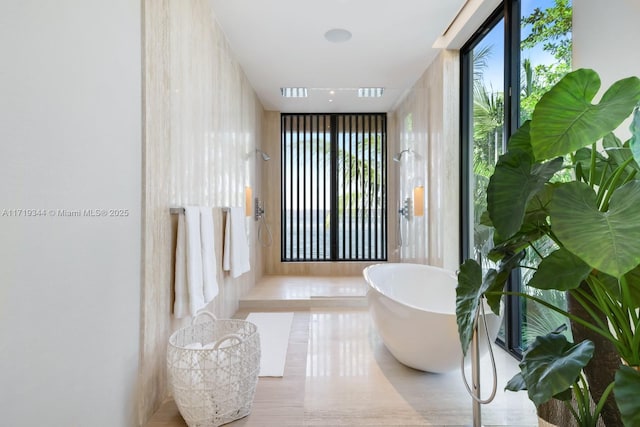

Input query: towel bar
[170,207,230,215]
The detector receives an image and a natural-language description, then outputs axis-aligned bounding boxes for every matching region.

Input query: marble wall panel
[140,0,264,423]
[392,51,460,270]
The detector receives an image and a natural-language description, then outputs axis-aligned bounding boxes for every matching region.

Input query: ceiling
[210,0,468,113]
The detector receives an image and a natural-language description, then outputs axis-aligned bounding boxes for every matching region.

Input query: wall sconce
[245,186,252,217]
[413,186,424,217]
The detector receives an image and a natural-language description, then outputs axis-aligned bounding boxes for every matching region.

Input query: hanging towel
[223,207,251,278]
[199,206,219,302]
[173,213,189,318]
[173,206,206,318]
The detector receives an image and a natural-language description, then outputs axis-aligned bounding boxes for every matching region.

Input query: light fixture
[280,87,308,98]
[358,87,384,98]
[413,186,424,217]
[324,28,352,43]
[245,187,252,217]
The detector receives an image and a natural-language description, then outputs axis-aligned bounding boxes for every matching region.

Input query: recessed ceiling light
[358,87,384,98]
[324,28,352,43]
[329,90,335,95]
[280,87,308,98]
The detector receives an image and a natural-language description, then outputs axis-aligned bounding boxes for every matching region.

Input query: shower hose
[257,210,273,247]
[461,299,498,404]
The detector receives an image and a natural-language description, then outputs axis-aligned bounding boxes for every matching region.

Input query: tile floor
[146,276,538,426]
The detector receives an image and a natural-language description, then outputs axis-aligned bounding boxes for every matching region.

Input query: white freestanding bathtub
[363,263,501,373]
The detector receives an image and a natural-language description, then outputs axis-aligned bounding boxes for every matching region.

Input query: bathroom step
[239,275,368,310]
[239,295,367,310]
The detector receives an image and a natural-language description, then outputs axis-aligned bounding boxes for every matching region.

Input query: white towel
[173,206,206,318]
[173,213,189,318]
[223,207,251,278]
[185,207,206,315]
[199,206,219,302]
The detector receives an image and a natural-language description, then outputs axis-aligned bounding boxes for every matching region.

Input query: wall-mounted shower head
[256,148,271,161]
[393,149,414,162]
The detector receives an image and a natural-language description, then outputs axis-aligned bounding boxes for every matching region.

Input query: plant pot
[537,399,575,427]
[538,416,560,427]
[537,396,608,427]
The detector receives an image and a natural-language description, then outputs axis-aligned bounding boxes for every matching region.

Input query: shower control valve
[398,197,412,220]
[254,197,265,221]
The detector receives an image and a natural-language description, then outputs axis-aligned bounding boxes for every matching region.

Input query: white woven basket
[167,311,260,427]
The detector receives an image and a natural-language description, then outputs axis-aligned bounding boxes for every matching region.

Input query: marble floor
[146,277,538,427]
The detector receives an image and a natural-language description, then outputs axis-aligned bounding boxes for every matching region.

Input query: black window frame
[459,0,524,358]
[281,112,388,263]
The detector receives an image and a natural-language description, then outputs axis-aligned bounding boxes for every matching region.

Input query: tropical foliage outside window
[464,0,572,351]
[519,0,572,348]
[281,113,387,262]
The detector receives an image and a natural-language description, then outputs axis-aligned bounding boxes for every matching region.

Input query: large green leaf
[551,181,640,278]
[479,210,493,227]
[505,372,527,392]
[614,365,640,426]
[485,251,525,315]
[488,151,563,239]
[505,372,573,402]
[489,224,543,262]
[575,146,614,185]
[604,132,640,174]
[591,270,622,298]
[530,69,640,161]
[488,186,555,263]
[588,268,640,309]
[518,333,594,406]
[528,248,592,291]
[456,259,494,357]
[523,184,555,224]
[629,107,640,167]
[623,265,640,308]
[507,120,533,157]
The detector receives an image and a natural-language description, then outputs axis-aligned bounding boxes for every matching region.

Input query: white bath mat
[246,312,294,377]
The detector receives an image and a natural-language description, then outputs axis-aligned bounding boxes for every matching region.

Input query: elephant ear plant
[455,68,640,427]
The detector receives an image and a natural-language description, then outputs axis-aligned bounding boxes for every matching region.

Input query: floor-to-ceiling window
[461,0,572,355]
[281,113,388,262]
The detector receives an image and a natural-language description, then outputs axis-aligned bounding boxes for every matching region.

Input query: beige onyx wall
[261,112,399,275]
[140,0,264,423]
[392,50,460,271]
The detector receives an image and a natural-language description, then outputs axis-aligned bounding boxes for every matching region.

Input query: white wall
[573,0,640,96]
[0,1,142,426]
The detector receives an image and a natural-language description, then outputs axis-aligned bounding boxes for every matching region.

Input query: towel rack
[170,207,230,215]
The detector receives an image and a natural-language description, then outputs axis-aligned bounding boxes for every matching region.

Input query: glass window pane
[468,19,504,271]
[281,113,387,262]
[467,17,506,342]
[519,0,573,349]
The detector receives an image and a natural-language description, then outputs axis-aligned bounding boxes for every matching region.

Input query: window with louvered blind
[281,113,388,262]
